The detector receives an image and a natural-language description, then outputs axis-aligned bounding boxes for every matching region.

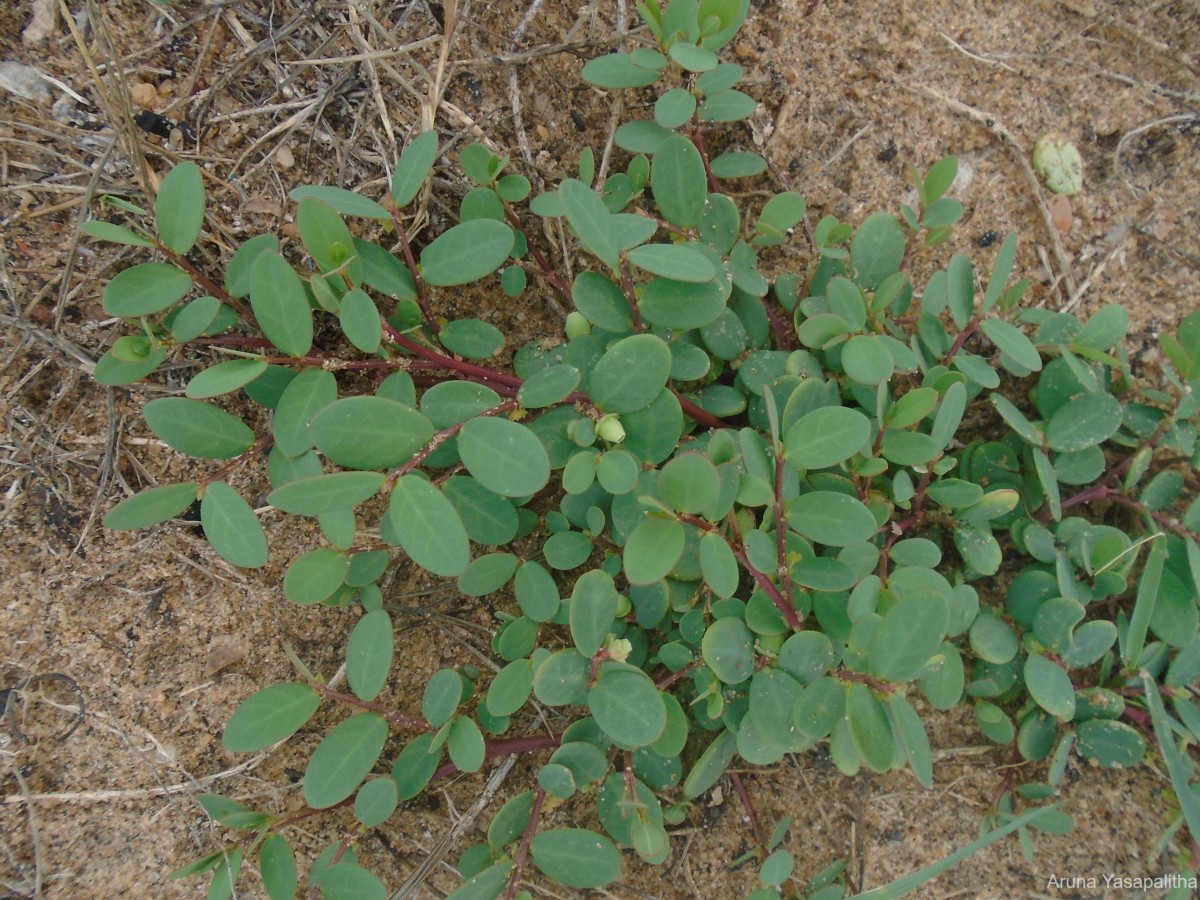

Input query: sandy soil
[1,0,1198,897]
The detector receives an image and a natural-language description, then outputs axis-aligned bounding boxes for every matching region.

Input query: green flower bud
[1032,135,1083,195]
[596,414,626,444]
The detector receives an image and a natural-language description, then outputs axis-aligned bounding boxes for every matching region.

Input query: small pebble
[1048,193,1073,233]
[130,81,158,108]
[275,143,295,169]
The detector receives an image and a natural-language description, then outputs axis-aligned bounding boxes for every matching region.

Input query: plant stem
[157,242,252,323]
[501,201,572,306]
[729,771,769,858]
[678,513,803,630]
[315,686,429,730]
[431,731,565,784]
[505,786,546,900]
[774,449,794,608]
[390,209,439,332]
[618,256,645,332]
[200,436,273,488]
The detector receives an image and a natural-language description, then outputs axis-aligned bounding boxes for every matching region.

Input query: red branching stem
[308,830,359,900]
[688,127,722,194]
[502,201,573,306]
[729,770,769,857]
[618,256,645,333]
[157,242,252,323]
[678,514,803,630]
[942,313,982,364]
[763,299,796,351]
[316,685,429,731]
[382,319,522,388]
[271,796,353,832]
[431,731,565,784]
[390,209,439,332]
[774,449,794,608]
[677,393,728,430]
[505,786,547,900]
[655,659,701,690]
[200,436,273,488]
[384,399,519,490]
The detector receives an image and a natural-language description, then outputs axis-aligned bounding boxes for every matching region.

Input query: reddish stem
[390,209,439,332]
[505,786,546,900]
[316,685,428,731]
[431,731,565,783]
[730,771,769,857]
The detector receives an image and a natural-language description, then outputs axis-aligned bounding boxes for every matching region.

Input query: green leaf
[80,219,154,247]
[581,52,662,88]
[652,135,707,229]
[531,829,621,889]
[1124,537,1165,666]
[449,717,486,772]
[201,482,267,568]
[888,694,933,787]
[658,452,720,514]
[458,552,518,597]
[354,777,399,828]
[392,131,439,207]
[754,192,806,246]
[1073,304,1128,352]
[446,861,513,900]
[981,233,1017,311]
[184,359,267,400]
[1024,654,1075,720]
[310,396,434,469]
[144,398,253,459]
[104,482,198,530]
[870,592,949,682]
[457,417,550,497]
[627,243,715,282]
[784,406,871,470]
[572,271,631,332]
[786,492,877,547]
[355,238,416,300]
[560,179,619,270]
[290,185,390,220]
[347,610,393,702]
[589,333,672,413]
[931,381,967,450]
[387,476,470,577]
[702,616,755,685]
[639,276,727,330]
[696,62,744,94]
[250,252,313,357]
[304,713,389,808]
[700,532,740,597]
[1044,392,1123,452]
[570,570,619,657]
[338,289,382,353]
[268,472,384,516]
[392,733,442,800]
[318,864,386,900]
[698,89,756,122]
[850,213,905,290]
[103,262,193,316]
[487,659,533,717]
[284,547,347,604]
[655,87,697,128]
[519,365,581,408]
[156,162,205,254]
[440,319,505,359]
[222,683,321,751]
[169,295,222,343]
[259,834,297,900]
[590,667,667,748]
[846,682,893,772]
[709,151,766,179]
[980,317,1042,372]
[1075,719,1145,768]
[297,198,361,283]
[624,517,685,585]
[669,42,719,72]
[922,155,958,205]
[421,220,515,286]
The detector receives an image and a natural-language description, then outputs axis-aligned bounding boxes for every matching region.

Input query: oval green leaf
[201,481,268,568]
[421,220,515,286]
[457,417,550,497]
[144,397,254,459]
[303,713,389,808]
[222,683,321,752]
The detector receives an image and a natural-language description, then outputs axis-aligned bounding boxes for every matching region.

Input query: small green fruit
[596,414,626,444]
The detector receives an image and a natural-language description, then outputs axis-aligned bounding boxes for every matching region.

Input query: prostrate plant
[88,1,1200,897]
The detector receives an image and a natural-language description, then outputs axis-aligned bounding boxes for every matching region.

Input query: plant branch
[505,786,546,900]
[729,770,769,858]
[390,209,439,332]
[678,513,803,630]
[315,685,428,731]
